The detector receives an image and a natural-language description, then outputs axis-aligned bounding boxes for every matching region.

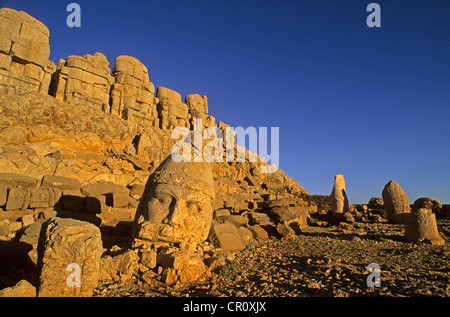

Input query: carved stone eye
[155,194,172,205]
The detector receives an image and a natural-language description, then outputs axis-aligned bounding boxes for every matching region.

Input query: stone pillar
[404,209,445,245]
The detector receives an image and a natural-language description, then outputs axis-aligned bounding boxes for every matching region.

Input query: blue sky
[2,0,449,204]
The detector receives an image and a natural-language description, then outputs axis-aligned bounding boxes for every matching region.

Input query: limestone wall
[0,172,141,242]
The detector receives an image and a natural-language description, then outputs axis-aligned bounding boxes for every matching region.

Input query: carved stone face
[132,156,215,248]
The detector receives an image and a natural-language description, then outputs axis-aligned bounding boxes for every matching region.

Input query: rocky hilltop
[0,8,448,298]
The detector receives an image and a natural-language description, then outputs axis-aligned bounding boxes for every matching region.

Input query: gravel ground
[94,219,450,297]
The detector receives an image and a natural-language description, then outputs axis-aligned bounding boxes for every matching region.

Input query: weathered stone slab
[0,173,38,188]
[41,175,81,191]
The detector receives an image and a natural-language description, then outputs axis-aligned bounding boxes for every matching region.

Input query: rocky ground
[93,218,450,297]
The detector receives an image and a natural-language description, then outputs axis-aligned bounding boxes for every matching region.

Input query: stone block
[140,249,157,269]
[0,53,12,70]
[156,87,181,103]
[23,63,43,81]
[247,212,271,226]
[129,184,145,198]
[0,223,10,236]
[48,187,62,207]
[41,175,81,191]
[168,101,188,119]
[0,173,38,188]
[100,207,135,223]
[81,181,128,197]
[38,217,103,297]
[5,187,29,210]
[157,248,206,284]
[276,223,295,238]
[105,191,130,208]
[20,214,34,227]
[10,41,50,68]
[0,184,7,206]
[29,188,50,208]
[0,37,12,55]
[208,223,245,251]
[248,225,269,239]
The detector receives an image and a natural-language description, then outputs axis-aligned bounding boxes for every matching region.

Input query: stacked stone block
[185,94,216,128]
[50,52,114,111]
[0,173,139,240]
[156,87,190,130]
[0,8,55,95]
[109,55,158,126]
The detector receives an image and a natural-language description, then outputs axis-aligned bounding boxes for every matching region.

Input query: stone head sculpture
[131,155,215,248]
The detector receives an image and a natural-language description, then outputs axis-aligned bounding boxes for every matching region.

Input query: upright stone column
[329,174,349,223]
[404,209,445,245]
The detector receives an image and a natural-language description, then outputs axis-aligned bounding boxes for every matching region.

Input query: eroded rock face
[131,155,215,248]
[382,180,411,224]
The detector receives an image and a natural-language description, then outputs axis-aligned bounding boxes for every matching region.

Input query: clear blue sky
[3,0,449,204]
